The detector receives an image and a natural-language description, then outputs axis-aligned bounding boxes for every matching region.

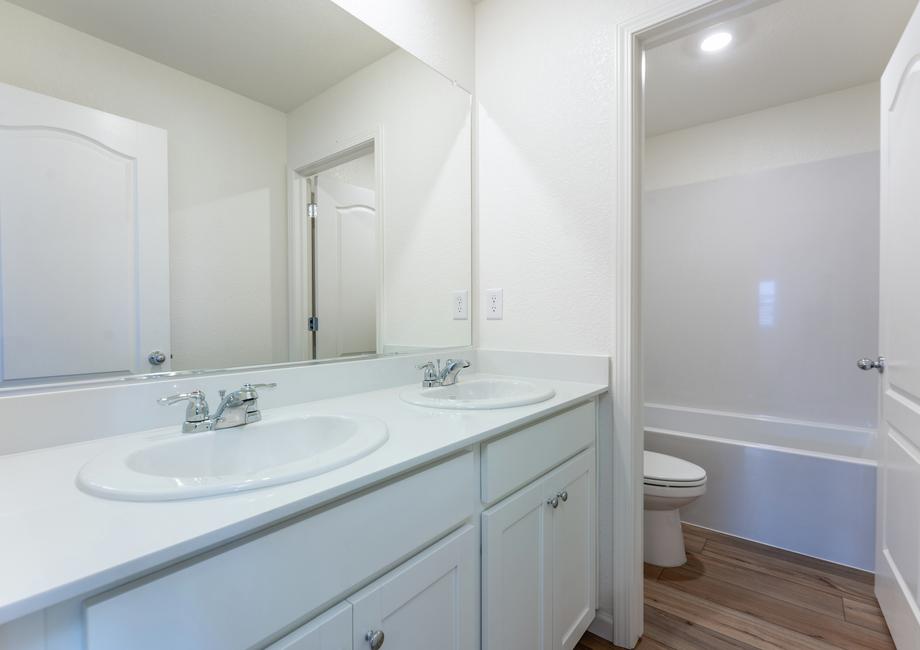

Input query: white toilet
[644,450,707,567]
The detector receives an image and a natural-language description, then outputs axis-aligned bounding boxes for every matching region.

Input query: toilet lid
[644,451,707,487]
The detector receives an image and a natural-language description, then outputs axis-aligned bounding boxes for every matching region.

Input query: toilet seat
[644,451,707,488]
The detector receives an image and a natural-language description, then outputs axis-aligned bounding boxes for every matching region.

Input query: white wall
[0,0,289,370]
[645,82,880,190]
[330,0,474,91]
[475,0,671,636]
[288,49,472,351]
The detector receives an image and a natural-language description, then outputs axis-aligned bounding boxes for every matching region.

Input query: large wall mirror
[0,0,471,388]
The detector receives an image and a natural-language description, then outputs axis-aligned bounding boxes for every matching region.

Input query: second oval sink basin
[78,415,388,501]
[400,377,555,410]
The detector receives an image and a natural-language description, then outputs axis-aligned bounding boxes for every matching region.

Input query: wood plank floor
[576,523,894,650]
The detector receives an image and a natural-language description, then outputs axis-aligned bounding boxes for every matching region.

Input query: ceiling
[9,0,397,112]
[645,0,917,135]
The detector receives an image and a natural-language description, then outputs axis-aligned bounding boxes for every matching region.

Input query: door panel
[482,475,552,650]
[349,525,476,650]
[0,82,169,381]
[877,3,920,647]
[315,171,377,360]
[547,449,596,650]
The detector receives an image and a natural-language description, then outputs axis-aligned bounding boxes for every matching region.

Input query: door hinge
[307,316,319,332]
[306,202,318,219]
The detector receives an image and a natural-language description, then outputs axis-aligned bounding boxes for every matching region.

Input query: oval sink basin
[78,415,388,501]
[400,377,555,410]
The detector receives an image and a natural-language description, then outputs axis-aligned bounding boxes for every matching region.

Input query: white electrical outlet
[486,288,503,320]
[452,289,469,320]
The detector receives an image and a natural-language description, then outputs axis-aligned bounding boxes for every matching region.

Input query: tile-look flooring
[577,523,894,650]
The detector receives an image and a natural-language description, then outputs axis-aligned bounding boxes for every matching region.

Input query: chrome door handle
[557,490,568,502]
[148,350,167,365]
[857,356,886,373]
[366,629,385,649]
[547,496,559,508]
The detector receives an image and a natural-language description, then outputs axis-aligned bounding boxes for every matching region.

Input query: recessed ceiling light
[700,31,733,53]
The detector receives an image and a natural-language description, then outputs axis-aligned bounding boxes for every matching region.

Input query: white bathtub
[645,403,877,571]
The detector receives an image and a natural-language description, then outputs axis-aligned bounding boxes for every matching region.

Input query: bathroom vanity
[0,359,605,650]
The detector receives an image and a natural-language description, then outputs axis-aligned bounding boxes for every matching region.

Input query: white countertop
[0,374,605,625]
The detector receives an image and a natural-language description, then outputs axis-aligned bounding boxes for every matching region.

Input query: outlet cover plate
[452,289,469,320]
[486,288,503,320]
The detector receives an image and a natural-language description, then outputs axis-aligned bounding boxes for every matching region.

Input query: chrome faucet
[415,359,471,388]
[158,383,276,433]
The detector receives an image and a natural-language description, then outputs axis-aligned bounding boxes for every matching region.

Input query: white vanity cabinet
[271,525,477,650]
[266,602,353,650]
[349,525,477,650]
[1,394,603,650]
[480,404,597,650]
[84,453,475,650]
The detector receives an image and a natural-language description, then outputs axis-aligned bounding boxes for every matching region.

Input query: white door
[314,173,378,360]
[349,526,476,650]
[266,602,352,650]
[0,82,169,381]
[875,4,920,648]
[547,449,596,650]
[482,475,553,650]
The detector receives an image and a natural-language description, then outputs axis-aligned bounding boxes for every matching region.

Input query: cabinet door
[267,602,352,650]
[546,449,596,650]
[349,525,476,650]
[482,476,553,650]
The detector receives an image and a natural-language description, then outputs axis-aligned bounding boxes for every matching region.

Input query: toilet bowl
[644,450,707,567]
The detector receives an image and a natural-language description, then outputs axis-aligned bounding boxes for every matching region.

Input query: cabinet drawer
[84,452,474,650]
[481,401,595,505]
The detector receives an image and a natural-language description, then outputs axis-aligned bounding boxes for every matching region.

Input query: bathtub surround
[643,83,881,568]
[645,429,876,570]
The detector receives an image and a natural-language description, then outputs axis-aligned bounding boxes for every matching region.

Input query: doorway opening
[613,0,914,646]
[290,140,381,361]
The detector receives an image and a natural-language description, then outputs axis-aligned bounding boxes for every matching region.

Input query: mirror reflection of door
[307,151,378,360]
[0,82,170,385]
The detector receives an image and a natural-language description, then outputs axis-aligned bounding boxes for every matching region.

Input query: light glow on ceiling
[700,31,733,53]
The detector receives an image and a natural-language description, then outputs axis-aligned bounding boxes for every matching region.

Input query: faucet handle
[235,382,277,403]
[157,390,205,406]
[416,360,441,387]
[157,390,209,424]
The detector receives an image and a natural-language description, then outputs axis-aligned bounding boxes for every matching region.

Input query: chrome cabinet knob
[547,496,559,508]
[557,490,568,502]
[148,350,167,365]
[857,356,886,373]
[366,629,385,649]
